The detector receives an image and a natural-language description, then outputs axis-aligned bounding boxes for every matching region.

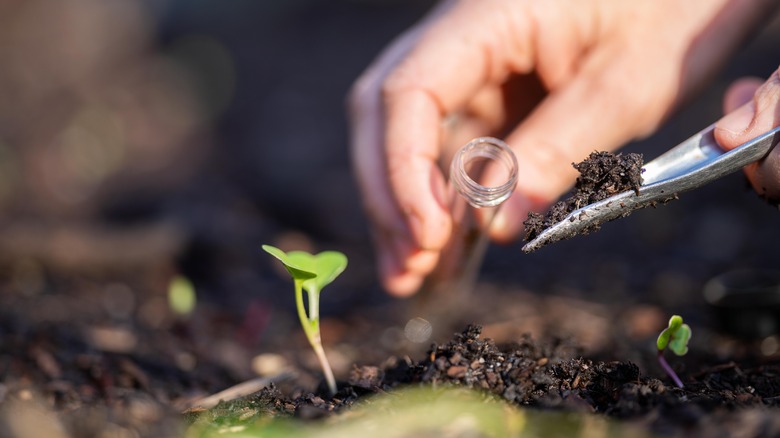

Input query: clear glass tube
[408,137,517,337]
[404,137,517,344]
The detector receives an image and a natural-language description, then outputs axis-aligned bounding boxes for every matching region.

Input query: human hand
[715,68,780,202]
[349,0,775,296]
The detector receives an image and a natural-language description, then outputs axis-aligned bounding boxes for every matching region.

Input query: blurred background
[1,0,780,431]
[0,0,439,320]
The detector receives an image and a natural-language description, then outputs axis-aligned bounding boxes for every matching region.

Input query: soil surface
[524,151,644,242]
[205,325,780,437]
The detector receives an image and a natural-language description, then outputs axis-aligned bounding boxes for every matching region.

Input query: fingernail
[718,103,755,136]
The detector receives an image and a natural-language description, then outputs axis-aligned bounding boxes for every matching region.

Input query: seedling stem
[263,245,346,396]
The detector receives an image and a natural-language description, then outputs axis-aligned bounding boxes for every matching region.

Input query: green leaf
[657,315,691,355]
[286,250,348,294]
[262,244,317,281]
[262,244,345,396]
[168,275,196,316]
[667,315,683,332]
[656,328,672,351]
[669,323,691,356]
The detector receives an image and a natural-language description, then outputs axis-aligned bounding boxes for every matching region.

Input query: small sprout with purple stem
[262,244,347,396]
[656,314,692,388]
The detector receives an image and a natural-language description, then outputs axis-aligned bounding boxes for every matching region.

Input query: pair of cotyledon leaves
[657,315,692,356]
[262,244,347,294]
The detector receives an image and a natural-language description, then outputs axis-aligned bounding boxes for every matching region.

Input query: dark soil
[524,152,644,241]
[210,325,780,437]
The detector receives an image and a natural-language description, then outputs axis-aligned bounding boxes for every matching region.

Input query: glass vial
[414,137,518,310]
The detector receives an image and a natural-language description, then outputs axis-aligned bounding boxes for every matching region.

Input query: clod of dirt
[523,151,644,241]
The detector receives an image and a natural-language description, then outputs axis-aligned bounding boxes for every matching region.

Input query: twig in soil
[184,373,295,410]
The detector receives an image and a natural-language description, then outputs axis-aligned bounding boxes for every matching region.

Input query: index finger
[381,1,536,249]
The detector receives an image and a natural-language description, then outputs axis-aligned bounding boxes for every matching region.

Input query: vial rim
[450,137,519,208]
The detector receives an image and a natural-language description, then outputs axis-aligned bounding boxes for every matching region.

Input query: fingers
[379,2,533,250]
[382,88,450,250]
[376,233,439,297]
[714,68,780,201]
[352,1,542,294]
[349,13,442,296]
[488,55,674,241]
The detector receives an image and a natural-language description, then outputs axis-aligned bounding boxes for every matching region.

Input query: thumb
[715,69,780,201]
[714,76,766,145]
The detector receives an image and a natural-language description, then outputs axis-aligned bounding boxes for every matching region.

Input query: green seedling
[168,275,197,317]
[262,244,347,396]
[656,314,691,388]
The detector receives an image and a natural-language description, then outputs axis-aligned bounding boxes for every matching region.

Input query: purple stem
[657,350,684,388]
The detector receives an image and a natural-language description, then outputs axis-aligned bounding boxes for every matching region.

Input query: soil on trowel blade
[523,151,644,242]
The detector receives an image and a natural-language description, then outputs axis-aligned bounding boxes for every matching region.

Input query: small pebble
[252,353,288,376]
[447,366,467,379]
